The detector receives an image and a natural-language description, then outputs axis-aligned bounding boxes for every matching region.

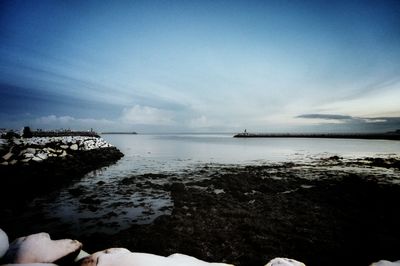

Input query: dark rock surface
[81,160,400,266]
[0,147,124,207]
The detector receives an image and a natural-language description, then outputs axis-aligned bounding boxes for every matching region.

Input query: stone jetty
[0,135,124,205]
[0,136,113,166]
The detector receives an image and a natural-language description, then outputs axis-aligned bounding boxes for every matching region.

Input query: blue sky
[1,0,400,132]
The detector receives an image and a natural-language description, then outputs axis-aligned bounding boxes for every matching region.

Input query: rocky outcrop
[0,137,124,206]
[0,137,113,165]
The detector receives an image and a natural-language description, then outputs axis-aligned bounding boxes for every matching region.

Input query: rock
[2,232,82,264]
[70,144,78,150]
[36,153,48,160]
[59,151,67,157]
[21,158,32,163]
[371,260,400,266]
[75,250,90,262]
[1,263,58,266]
[79,248,233,266]
[265,258,306,266]
[1,161,9,165]
[9,159,18,165]
[31,157,43,162]
[44,147,55,153]
[0,228,9,258]
[60,145,69,149]
[23,153,34,158]
[25,148,36,154]
[2,152,13,161]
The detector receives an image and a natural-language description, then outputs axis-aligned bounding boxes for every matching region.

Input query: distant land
[234,130,400,140]
[101,132,137,135]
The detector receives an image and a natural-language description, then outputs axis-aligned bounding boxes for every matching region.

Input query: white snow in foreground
[79,248,233,266]
[2,232,81,264]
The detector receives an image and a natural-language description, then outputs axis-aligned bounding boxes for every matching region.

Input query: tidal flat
[1,156,400,266]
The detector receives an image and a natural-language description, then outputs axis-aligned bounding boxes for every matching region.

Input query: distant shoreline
[234,132,400,140]
[101,132,137,135]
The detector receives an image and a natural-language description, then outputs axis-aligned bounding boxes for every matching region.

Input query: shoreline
[0,155,399,265]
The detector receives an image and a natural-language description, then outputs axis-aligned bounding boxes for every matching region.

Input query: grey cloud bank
[296,114,400,133]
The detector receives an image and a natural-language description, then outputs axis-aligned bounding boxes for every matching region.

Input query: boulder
[79,248,233,266]
[265,258,305,266]
[2,152,13,161]
[70,144,78,151]
[36,153,48,160]
[1,263,58,266]
[2,232,82,264]
[31,157,43,162]
[0,228,9,258]
[371,260,400,266]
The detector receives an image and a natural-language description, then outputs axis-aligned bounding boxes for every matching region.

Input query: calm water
[101,133,400,173]
[29,134,400,235]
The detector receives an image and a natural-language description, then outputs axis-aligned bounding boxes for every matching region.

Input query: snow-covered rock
[79,248,233,266]
[1,263,58,266]
[0,228,9,258]
[265,258,305,266]
[371,260,400,266]
[2,232,82,264]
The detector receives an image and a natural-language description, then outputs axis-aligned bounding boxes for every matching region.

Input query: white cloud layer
[120,105,175,125]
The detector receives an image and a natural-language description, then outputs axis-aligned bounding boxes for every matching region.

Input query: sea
[27,133,400,235]
[101,133,400,173]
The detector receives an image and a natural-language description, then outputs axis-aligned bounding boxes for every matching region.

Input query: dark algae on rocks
[83,159,400,266]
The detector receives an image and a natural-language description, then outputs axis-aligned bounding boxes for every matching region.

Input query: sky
[1,0,400,133]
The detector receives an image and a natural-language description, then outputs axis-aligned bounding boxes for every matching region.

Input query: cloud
[295,113,400,132]
[296,114,353,120]
[120,105,175,125]
[33,115,115,130]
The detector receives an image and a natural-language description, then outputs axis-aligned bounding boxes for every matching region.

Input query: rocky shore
[1,150,399,265]
[78,157,400,266]
[0,136,123,206]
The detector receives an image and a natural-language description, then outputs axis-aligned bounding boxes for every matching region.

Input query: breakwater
[0,136,124,205]
[233,132,400,140]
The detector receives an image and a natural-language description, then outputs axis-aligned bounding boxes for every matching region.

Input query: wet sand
[1,156,400,266]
